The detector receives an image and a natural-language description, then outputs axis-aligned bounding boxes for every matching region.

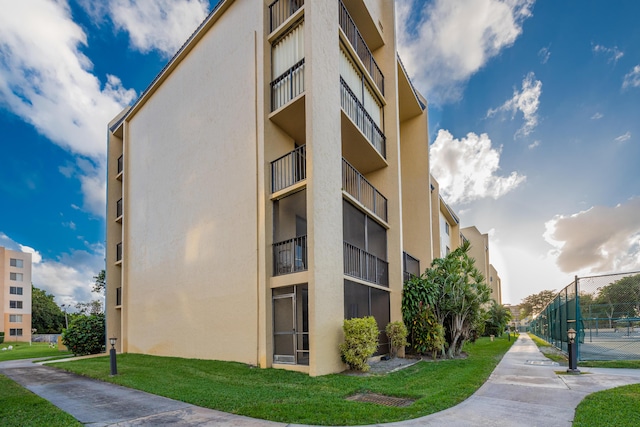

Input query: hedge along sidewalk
[52,336,514,426]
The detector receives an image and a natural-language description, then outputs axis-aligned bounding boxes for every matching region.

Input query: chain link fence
[529,271,640,361]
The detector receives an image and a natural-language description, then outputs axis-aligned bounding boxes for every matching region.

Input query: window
[10,272,23,281]
[10,329,23,336]
[445,222,450,236]
[10,286,23,295]
[9,314,23,323]
[9,301,23,309]
[10,258,24,268]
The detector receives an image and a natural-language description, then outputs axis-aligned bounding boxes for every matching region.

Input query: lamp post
[61,304,69,329]
[567,328,580,373]
[109,337,118,376]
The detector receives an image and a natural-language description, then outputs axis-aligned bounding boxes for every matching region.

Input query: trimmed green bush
[62,314,105,356]
[385,321,408,358]
[339,316,379,372]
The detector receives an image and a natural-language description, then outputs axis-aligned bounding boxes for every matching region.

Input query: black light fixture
[109,337,118,376]
[566,328,579,373]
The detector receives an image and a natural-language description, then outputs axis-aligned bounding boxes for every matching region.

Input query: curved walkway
[1,334,639,426]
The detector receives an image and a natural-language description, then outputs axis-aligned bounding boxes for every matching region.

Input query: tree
[75,300,103,315]
[593,274,640,328]
[62,314,105,355]
[31,285,65,334]
[520,290,557,318]
[485,301,512,337]
[92,269,106,294]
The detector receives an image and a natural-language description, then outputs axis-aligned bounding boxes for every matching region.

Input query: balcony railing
[342,159,387,222]
[273,235,307,276]
[271,58,305,111]
[117,154,123,175]
[340,77,386,158]
[343,241,388,287]
[116,242,122,262]
[272,145,306,193]
[339,0,384,95]
[403,251,420,282]
[116,198,123,218]
[116,287,122,306]
[269,0,304,32]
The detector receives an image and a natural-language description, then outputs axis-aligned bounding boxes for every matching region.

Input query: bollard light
[566,328,580,373]
[109,337,118,376]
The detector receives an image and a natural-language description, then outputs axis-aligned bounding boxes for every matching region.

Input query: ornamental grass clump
[339,316,379,372]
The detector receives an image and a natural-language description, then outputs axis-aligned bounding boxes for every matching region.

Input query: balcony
[116,198,123,220]
[272,145,306,193]
[342,159,387,222]
[271,58,305,112]
[116,154,123,178]
[343,241,388,287]
[116,286,122,306]
[273,235,307,276]
[269,0,304,33]
[403,251,420,282]
[340,77,385,161]
[339,0,384,96]
[116,242,122,263]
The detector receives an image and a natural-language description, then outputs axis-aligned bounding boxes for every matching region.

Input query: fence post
[575,275,580,361]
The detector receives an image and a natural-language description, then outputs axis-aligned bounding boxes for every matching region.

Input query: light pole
[61,304,69,329]
[109,337,118,376]
[567,328,580,373]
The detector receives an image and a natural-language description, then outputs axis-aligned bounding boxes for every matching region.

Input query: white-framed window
[445,222,450,236]
[10,328,23,336]
[10,272,23,281]
[9,314,23,323]
[10,286,23,295]
[10,258,24,268]
[9,300,23,309]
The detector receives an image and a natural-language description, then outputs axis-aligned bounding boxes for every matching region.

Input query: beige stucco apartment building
[1,247,32,342]
[106,0,439,376]
[460,226,502,304]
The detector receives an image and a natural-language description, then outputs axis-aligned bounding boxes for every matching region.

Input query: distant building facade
[0,247,32,342]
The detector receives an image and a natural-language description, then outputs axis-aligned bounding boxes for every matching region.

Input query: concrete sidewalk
[1,334,639,426]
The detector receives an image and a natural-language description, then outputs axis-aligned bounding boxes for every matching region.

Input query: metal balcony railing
[116,198,123,218]
[271,58,305,111]
[340,77,386,158]
[116,242,122,262]
[269,0,304,32]
[117,155,123,174]
[342,159,387,222]
[339,0,384,95]
[273,235,308,276]
[343,241,388,287]
[271,145,306,193]
[116,287,122,306]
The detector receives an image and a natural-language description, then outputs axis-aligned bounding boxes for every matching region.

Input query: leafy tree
[520,290,557,318]
[75,300,103,315]
[62,314,105,356]
[92,269,106,294]
[593,274,640,328]
[31,285,65,334]
[484,301,512,337]
[402,274,438,351]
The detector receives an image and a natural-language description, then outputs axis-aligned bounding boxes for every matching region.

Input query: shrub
[385,321,408,358]
[62,314,105,356]
[0,332,4,344]
[339,316,379,372]
[413,303,446,359]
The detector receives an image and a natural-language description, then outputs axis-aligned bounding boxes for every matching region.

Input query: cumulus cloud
[79,0,209,58]
[0,0,136,216]
[592,44,624,64]
[544,198,640,274]
[487,72,542,137]
[538,46,551,64]
[396,0,535,104]
[591,112,604,120]
[430,129,526,204]
[614,132,631,143]
[622,65,640,89]
[0,232,103,306]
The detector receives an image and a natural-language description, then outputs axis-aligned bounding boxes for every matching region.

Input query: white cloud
[430,129,526,204]
[396,0,535,104]
[0,0,136,217]
[487,72,542,137]
[528,140,540,149]
[94,0,209,58]
[614,131,631,143]
[591,112,604,120]
[538,46,551,64]
[593,44,624,64]
[544,198,640,274]
[622,65,640,89]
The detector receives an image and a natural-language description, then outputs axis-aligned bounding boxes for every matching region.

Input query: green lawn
[578,360,640,369]
[54,336,513,425]
[573,383,640,427]
[0,342,72,362]
[0,375,82,427]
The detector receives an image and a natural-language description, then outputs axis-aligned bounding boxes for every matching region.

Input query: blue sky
[1,0,639,308]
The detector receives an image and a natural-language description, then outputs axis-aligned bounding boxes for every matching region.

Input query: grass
[0,375,82,427]
[578,360,640,369]
[573,383,640,427]
[53,336,513,425]
[0,342,72,362]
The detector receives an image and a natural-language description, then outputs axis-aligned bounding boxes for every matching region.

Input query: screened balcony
[273,235,307,275]
[116,287,122,306]
[269,0,304,33]
[116,242,122,263]
[403,251,420,282]
[116,198,123,219]
[342,159,387,222]
[272,145,306,193]
[273,189,307,276]
[343,242,388,287]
